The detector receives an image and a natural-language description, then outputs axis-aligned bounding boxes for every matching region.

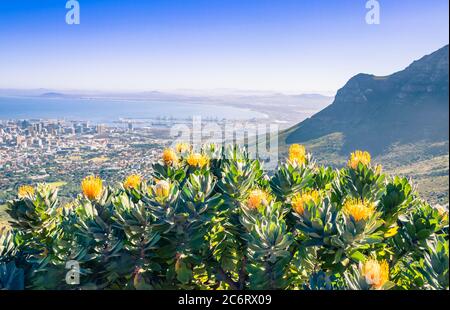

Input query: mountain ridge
[285,45,449,155]
[282,45,449,204]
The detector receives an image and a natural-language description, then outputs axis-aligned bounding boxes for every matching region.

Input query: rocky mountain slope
[282,45,449,204]
[285,45,449,154]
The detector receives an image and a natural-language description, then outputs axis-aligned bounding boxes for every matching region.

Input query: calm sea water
[0,96,266,123]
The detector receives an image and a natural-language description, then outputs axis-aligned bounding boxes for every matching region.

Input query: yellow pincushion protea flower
[18,185,35,199]
[361,259,389,289]
[246,189,271,210]
[343,198,375,221]
[81,176,103,201]
[175,142,191,153]
[186,153,209,168]
[435,204,448,216]
[375,164,383,175]
[291,190,321,215]
[288,144,307,166]
[434,204,449,225]
[162,149,178,166]
[123,174,142,190]
[154,180,170,200]
[348,150,371,169]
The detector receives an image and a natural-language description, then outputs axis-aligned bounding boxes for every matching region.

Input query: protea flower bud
[154,180,170,199]
[288,144,307,166]
[360,259,389,289]
[123,174,142,190]
[246,189,271,210]
[186,153,209,168]
[81,176,103,201]
[17,185,35,199]
[343,198,375,221]
[347,150,371,169]
[291,190,320,215]
[175,142,191,153]
[162,149,178,166]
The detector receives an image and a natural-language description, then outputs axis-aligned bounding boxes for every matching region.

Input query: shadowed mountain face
[286,45,449,155]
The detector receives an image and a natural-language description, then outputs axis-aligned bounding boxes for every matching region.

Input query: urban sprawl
[0,117,269,203]
[0,119,171,202]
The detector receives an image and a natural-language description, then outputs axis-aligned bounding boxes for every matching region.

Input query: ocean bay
[0,96,267,124]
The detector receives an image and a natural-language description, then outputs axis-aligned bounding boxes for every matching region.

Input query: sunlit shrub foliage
[1,144,448,290]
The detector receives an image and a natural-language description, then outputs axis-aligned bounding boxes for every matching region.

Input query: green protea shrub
[418,236,449,290]
[0,144,448,290]
[269,144,314,200]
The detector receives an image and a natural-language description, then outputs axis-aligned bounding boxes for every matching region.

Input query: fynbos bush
[0,144,448,290]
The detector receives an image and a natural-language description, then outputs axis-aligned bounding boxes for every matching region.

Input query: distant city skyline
[0,0,448,93]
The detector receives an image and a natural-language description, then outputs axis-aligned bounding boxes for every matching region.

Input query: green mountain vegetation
[281,45,449,204]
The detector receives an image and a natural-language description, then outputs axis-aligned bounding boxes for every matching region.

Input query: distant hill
[285,45,449,155]
[282,45,449,204]
[40,92,69,98]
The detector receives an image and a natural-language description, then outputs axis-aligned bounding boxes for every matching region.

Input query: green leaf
[349,251,366,262]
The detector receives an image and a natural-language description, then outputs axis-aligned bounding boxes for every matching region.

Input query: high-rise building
[96,124,105,134]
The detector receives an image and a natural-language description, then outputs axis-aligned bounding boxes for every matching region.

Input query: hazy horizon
[0,87,337,97]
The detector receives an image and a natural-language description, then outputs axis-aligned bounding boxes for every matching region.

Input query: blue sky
[0,0,448,93]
